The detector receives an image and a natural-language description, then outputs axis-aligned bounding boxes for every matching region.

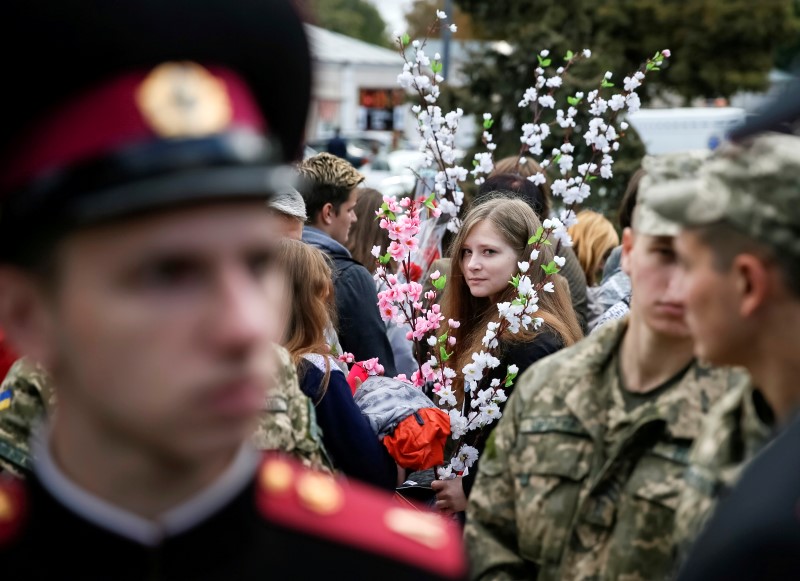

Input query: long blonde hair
[276,239,337,392]
[568,210,620,286]
[442,196,582,401]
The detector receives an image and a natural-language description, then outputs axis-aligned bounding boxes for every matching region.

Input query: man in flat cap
[267,186,308,241]
[466,151,742,581]
[0,1,466,579]
[646,130,800,580]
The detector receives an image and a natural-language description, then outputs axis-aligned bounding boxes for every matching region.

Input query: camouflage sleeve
[0,358,49,477]
[251,345,333,473]
[465,387,532,580]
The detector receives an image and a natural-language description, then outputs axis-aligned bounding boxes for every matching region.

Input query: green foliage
[451,0,798,216]
[433,274,447,290]
[308,0,392,47]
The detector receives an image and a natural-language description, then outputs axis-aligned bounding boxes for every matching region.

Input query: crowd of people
[0,0,799,579]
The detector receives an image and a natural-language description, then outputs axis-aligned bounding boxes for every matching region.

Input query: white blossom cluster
[390,29,670,480]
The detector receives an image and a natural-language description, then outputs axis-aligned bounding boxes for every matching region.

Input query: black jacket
[303,227,397,377]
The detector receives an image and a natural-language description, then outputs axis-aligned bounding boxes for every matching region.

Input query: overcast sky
[367,0,415,34]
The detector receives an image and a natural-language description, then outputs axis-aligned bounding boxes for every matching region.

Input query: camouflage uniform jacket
[251,345,332,472]
[0,347,331,478]
[465,318,739,581]
[671,379,771,562]
[0,358,51,477]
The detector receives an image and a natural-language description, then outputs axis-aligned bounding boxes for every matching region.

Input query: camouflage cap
[632,150,711,236]
[649,133,800,254]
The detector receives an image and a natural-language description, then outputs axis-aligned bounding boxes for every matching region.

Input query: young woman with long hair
[431,196,583,515]
[276,238,396,489]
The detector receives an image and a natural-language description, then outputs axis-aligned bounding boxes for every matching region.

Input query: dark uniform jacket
[0,452,466,580]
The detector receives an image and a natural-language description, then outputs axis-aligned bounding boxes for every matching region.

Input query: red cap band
[3,63,265,193]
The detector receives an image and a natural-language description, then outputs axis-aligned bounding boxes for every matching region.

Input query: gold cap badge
[136,61,232,138]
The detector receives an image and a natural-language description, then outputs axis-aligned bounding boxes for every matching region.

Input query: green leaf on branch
[543,239,552,246]
[601,79,615,88]
[379,252,392,265]
[483,118,494,129]
[424,192,436,209]
[440,346,452,361]
[528,226,544,245]
[567,96,582,106]
[564,50,574,60]
[401,33,410,46]
[537,55,552,67]
[510,275,520,288]
[432,61,442,74]
[541,261,560,276]
[433,275,447,290]
[504,371,518,388]
[438,333,448,344]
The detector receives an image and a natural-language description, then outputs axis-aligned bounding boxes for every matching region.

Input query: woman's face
[460,220,519,301]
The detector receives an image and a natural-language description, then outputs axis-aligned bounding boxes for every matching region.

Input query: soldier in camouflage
[647,131,800,579]
[465,151,744,581]
[0,358,51,476]
[671,379,771,561]
[0,345,330,477]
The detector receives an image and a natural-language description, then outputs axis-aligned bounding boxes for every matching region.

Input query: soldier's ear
[734,253,771,318]
[0,267,55,366]
[620,228,634,276]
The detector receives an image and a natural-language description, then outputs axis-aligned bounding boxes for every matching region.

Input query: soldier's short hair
[297,153,364,221]
[690,221,800,299]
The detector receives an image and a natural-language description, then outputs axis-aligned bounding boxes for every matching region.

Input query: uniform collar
[32,426,258,546]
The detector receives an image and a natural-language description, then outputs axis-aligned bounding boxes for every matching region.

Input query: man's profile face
[623,231,691,338]
[674,230,746,365]
[40,202,285,462]
[329,187,359,246]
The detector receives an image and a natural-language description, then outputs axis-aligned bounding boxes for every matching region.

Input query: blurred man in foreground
[0,1,465,579]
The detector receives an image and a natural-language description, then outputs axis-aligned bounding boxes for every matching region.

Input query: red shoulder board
[0,476,27,545]
[256,453,466,579]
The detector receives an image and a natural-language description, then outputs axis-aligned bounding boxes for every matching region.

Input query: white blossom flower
[530,249,540,261]
[448,409,468,439]
[546,76,563,88]
[437,465,453,479]
[582,49,592,57]
[517,276,533,297]
[371,245,381,258]
[538,95,556,108]
[608,94,626,111]
[626,92,641,113]
[623,75,641,92]
[517,261,530,273]
[449,23,457,33]
[620,121,629,130]
[540,49,549,57]
[436,9,447,19]
[543,282,555,293]
[528,172,547,186]
[554,255,566,267]
[507,364,519,375]
[427,336,437,346]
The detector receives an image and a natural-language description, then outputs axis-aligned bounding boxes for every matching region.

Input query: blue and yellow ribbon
[0,389,12,411]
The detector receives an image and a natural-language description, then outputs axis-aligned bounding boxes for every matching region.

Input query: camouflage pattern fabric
[465,318,742,581]
[0,358,51,477]
[251,344,332,473]
[649,133,800,255]
[672,379,772,564]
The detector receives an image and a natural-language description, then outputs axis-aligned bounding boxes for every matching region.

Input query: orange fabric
[383,408,451,471]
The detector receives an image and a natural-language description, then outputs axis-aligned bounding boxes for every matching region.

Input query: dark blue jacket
[299,354,396,490]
